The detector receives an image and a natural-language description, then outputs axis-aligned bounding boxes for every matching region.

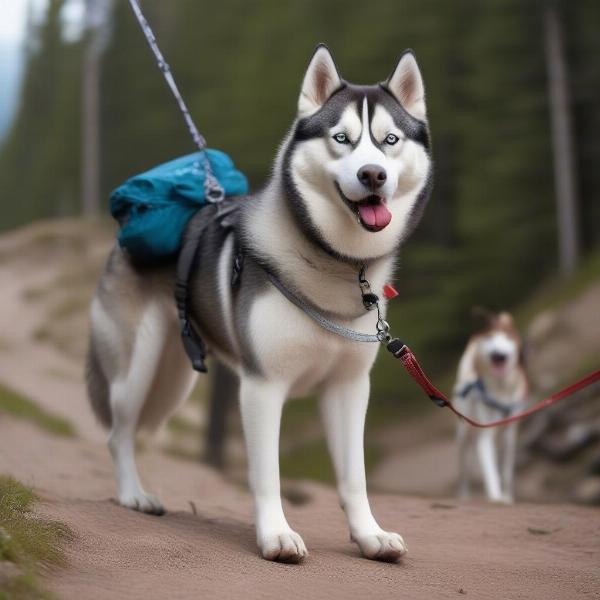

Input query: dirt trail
[0,220,111,442]
[0,220,599,598]
[2,417,599,600]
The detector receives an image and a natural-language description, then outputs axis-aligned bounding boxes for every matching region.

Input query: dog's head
[472,310,523,381]
[282,45,432,262]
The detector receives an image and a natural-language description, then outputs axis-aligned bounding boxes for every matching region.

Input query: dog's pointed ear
[385,50,426,121]
[298,44,342,118]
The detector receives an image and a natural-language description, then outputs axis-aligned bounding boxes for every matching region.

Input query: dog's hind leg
[137,322,198,432]
[239,376,308,563]
[320,373,407,562]
[107,301,170,515]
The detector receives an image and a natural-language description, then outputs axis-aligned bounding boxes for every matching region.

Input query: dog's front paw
[118,491,165,516]
[259,529,308,563]
[353,530,407,562]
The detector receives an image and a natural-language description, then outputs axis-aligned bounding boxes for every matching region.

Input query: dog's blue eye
[333,133,349,144]
[385,133,400,145]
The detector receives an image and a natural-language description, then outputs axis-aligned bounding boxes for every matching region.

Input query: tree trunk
[204,361,238,469]
[543,1,580,275]
[82,38,100,216]
[81,0,114,217]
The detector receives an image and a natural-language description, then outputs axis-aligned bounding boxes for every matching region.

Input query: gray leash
[266,271,387,344]
[128,0,224,202]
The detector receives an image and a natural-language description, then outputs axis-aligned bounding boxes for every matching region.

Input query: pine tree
[0,0,82,228]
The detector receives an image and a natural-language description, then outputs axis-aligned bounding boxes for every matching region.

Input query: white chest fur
[247,286,382,396]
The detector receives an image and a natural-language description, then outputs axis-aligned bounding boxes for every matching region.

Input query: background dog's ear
[298,44,342,118]
[385,50,426,121]
[471,306,495,333]
[496,312,515,329]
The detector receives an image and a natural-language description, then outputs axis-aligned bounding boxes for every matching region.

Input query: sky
[0,0,36,43]
[0,2,26,42]
[0,0,90,141]
[0,0,78,141]
[0,0,28,140]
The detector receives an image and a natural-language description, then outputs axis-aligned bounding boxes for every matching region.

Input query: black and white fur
[87,45,432,563]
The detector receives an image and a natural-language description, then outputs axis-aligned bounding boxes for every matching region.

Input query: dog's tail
[85,339,112,428]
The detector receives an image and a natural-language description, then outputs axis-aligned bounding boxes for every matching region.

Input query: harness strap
[458,379,527,417]
[175,202,242,373]
[175,223,210,373]
[266,272,382,343]
[457,380,481,398]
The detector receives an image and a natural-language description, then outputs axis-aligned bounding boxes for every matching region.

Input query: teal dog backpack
[110,149,248,262]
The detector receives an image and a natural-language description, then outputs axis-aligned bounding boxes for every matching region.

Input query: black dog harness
[174,201,241,373]
[457,379,528,417]
[174,202,392,373]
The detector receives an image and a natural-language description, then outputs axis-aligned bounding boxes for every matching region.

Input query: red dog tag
[383,283,399,299]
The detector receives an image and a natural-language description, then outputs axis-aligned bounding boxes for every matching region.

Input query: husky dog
[87,45,432,562]
[454,311,528,504]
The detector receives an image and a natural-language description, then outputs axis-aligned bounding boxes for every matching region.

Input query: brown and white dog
[454,311,528,503]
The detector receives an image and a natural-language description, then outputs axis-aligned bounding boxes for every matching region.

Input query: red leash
[386,340,600,428]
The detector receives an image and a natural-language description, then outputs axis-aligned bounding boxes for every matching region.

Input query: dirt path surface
[0,220,599,599]
[0,220,111,443]
[2,418,599,600]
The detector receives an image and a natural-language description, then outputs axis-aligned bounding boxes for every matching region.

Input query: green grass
[32,295,90,356]
[279,392,423,484]
[164,444,200,463]
[280,437,381,484]
[0,574,57,600]
[45,296,90,322]
[280,439,334,483]
[0,384,75,438]
[556,351,600,388]
[0,476,72,599]
[167,414,202,436]
[516,247,600,327]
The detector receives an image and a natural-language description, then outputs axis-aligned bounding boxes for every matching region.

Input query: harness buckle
[180,319,208,373]
[231,251,245,288]
[430,395,448,408]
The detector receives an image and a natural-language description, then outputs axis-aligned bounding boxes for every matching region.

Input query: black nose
[490,352,507,365]
[357,164,387,191]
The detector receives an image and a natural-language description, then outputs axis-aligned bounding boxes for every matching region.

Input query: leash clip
[376,318,391,343]
[362,292,379,311]
[386,338,407,357]
[204,171,225,203]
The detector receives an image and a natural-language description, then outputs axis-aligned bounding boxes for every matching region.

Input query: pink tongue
[358,201,392,229]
